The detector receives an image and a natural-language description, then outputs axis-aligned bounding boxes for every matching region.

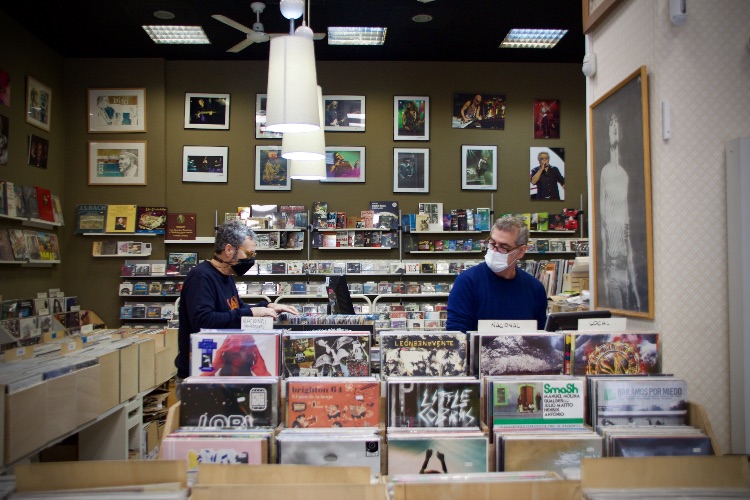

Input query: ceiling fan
[212,1,325,53]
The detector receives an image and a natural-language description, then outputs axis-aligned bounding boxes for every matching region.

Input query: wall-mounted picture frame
[590,65,653,319]
[0,69,10,107]
[26,76,51,132]
[88,140,146,186]
[182,145,228,183]
[533,99,560,139]
[583,0,625,33]
[529,147,565,200]
[452,92,506,130]
[255,94,282,139]
[323,95,365,131]
[184,93,230,130]
[28,134,49,169]
[322,147,365,183]
[0,113,8,166]
[393,148,429,193]
[461,145,497,190]
[255,145,290,191]
[394,96,429,141]
[88,88,146,133]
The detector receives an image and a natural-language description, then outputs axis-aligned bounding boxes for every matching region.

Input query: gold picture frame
[583,0,625,33]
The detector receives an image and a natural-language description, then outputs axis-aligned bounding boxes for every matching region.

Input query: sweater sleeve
[446,272,475,333]
[182,272,244,330]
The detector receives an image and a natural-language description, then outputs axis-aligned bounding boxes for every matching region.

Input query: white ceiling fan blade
[227,37,256,53]
[212,14,253,34]
[267,32,325,40]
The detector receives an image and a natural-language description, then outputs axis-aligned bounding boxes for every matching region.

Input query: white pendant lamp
[282,86,325,161]
[265,34,320,133]
[289,158,326,180]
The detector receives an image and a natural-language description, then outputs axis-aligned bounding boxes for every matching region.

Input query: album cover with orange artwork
[286,377,380,428]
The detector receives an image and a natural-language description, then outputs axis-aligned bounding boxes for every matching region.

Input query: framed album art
[88,141,146,186]
[452,93,506,130]
[28,134,49,169]
[461,145,497,190]
[88,88,146,132]
[184,93,230,130]
[323,95,365,131]
[533,99,560,139]
[394,96,428,141]
[393,148,429,193]
[255,145,290,191]
[182,146,228,183]
[322,147,365,183]
[26,76,51,132]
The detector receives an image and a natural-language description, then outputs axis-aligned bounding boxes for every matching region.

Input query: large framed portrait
[529,147,565,200]
[182,146,228,183]
[255,145,290,191]
[254,94,282,139]
[184,93,230,130]
[88,141,146,186]
[393,148,429,193]
[323,95,365,131]
[452,93,506,130]
[26,77,51,132]
[88,88,146,132]
[583,0,625,33]
[322,147,365,183]
[589,65,654,319]
[533,99,560,139]
[394,96,429,141]
[461,145,497,190]
[28,134,49,169]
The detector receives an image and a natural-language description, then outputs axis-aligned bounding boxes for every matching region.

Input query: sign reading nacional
[477,319,538,333]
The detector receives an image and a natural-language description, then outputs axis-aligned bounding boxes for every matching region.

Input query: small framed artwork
[530,147,565,200]
[0,113,8,166]
[255,146,290,191]
[88,88,146,132]
[88,140,146,185]
[393,148,429,193]
[182,146,228,183]
[533,99,560,139]
[322,147,365,183]
[394,96,429,141]
[184,93,230,130]
[0,69,10,106]
[461,145,497,190]
[28,134,49,169]
[255,94,282,139]
[452,93,506,129]
[323,95,365,131]
[26,76,51,132]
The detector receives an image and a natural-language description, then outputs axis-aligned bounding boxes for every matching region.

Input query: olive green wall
[1,11,586,326]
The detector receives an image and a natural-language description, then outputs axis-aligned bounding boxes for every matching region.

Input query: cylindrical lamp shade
[289,159,326,180]
[282,86,325,161]
[266,35,320,133]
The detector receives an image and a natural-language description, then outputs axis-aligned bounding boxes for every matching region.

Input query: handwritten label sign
[81,324,94,334]
[578,317,627,331]
[241,316,273,330]
[477,319,539,333]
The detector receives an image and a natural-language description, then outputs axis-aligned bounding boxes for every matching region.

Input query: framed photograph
[255,94,282,139]
[0,113,8,166]
[88,140,146,185]
[182,146,228,183]
[533,99,560,139]
[461,145,497,190]
[184,93,230,130]
[529,147,565,200]
[583,0,625,33]
[394,96,429,141]
[88,88,146,132]
[589,65,654,319]
[452,92,506,130]
[255,146,290,191]
[0,69,10,106]
[28,134,49,169]
[323,95,365,131]
[393,148,429,193]
[322,147,365,183]
[26,76,51,132]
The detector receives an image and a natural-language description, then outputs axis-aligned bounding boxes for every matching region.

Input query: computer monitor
[544,309,612,332]
[326,274,355,315]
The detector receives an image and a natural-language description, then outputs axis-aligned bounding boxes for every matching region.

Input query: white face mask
[485,248,519,273]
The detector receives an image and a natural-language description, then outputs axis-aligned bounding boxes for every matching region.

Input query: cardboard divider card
[477,319,538,333]
[241,317,274,330]
[578,317,626,331]
[5,346,34,361]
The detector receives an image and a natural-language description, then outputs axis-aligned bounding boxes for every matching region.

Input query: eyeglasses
[485,238,523,254]
[237,246,257,259]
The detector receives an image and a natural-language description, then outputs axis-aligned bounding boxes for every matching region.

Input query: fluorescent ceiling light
[499,29,567,49]
[327,27,387,46]
[142,25,210,44]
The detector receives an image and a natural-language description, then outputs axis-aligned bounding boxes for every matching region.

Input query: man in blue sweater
[175,220,298,383]
[446,215,547,332]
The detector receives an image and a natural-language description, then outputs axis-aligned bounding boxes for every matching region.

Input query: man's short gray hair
[214,220,257,253]
[492,215,529,246]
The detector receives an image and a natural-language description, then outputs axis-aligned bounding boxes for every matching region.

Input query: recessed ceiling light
[327,27,387,46]
[142,25,210,44]
[153,10,176,20]
[412,14,433,23]
[500,29,568,49]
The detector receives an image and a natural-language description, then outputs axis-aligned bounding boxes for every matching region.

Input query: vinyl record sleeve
[190,331,281,377]
[286,377,380,428]
[380,331,467,377]
[282,332,370,377]
[276,431,382,476]
[387,377,481,428]
[386,433,488,475]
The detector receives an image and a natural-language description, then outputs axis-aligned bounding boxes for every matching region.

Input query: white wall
[587,0,750,452]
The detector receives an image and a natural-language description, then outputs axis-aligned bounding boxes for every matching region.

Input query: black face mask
[231,258,255,276]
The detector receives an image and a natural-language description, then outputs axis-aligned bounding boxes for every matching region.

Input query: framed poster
[393,148,429,193]
[589,65,654,319]
[88,88,146,132]
[583,0,625,33]
[26,76,51,132]
[182,146,228,183]
[28,134,49,169]
[452,93,506,129]
[323,95,365,131]
[533,99,560,139]
[0,69,10,106]
[0,113,8,166]
[88,141,146,185]
[461,145,497,190]
[322,147,365,183]
[184,93,230,130]
[529,147,565,200]
[255,145,290,191]
[255,94,282,139]
[394,96,429,141]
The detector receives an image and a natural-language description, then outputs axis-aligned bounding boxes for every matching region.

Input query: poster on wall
[529,147,565,200]
[452,93,505,129]
[533,99,560,139]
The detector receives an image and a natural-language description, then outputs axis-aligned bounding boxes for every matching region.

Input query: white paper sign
[241,316,273,330]
[477,319,539,333]
[578,317,627,331]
